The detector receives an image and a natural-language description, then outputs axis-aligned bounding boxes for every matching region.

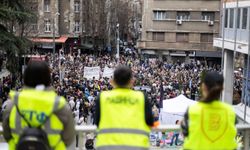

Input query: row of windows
[224,7,249,29]
[44,20,82,33]
[44,0,80,12]
[153,11,215,21]
[152,32,213,43]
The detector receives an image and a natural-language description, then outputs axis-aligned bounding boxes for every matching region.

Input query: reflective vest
[96,88,151,150]
[8,89,67,150]
[183,101,237,150]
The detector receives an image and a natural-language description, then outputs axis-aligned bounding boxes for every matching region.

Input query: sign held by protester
[102,66,114,78]
[84,66,100,79]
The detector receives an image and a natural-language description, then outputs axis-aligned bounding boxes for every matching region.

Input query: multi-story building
[213,0,250,115]
[22,0,108,53]
[138,0,221,62]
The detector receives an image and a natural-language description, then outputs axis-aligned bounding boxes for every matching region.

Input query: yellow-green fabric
[96,88,150,150]
[8,89,66,150]
[183,100,237,150]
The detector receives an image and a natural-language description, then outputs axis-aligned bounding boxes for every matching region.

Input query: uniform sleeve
[54,103,75,147]
[94,94,100,127]
[181,108,189,137]
[144,93,154,126]
[2,100,14,142]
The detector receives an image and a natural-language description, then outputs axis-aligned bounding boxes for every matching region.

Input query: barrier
[1,124,250,150]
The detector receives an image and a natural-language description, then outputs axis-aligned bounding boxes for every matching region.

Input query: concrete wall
[37,0,60,37]
[140,0,220,52]
[59,0,70,35]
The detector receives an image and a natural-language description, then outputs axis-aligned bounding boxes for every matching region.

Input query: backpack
[15,104,51,150]
[85,139,94,150]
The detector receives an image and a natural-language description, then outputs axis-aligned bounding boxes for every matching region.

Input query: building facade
[213,0,250,110]
[138,0,221,60]
[21,0,143,54]
[22,0,107,53]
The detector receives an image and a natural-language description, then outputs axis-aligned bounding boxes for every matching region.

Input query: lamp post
[52,12,60,83]
[52,12,60,61]
[116,23,120,63]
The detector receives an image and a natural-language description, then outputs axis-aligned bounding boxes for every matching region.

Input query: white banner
[102,66,114,78]
[84,66,100,79]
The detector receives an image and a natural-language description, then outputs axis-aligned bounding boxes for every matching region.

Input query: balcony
[138,41,214,51]
[1,124,250,150]
[150,21,219,33]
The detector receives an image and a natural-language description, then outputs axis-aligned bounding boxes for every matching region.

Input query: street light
[116,23,120,63]
[53,12,60,61]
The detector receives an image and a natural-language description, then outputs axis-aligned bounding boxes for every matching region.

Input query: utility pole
[116,23,120,63]
[53,12,60,61]
[53,18,55,61]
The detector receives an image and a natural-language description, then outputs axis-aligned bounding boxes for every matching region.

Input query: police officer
[95,66,154,150]
[3,61,75,150]
[181,72,237,150]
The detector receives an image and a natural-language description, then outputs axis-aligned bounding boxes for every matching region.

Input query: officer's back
[95,66,154,150]
[181,72,237,150]
[3,61,75,150]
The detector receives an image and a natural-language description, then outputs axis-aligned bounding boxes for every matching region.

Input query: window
[202,12,215,21]
[74,21,80,33]
[242,8,248,29]
[200,33,213,43]
[153,11,168,20]
[177,12,190,21]
[152,32,165,41]
[225,9,228,28]
[31,24,37,31]
[82,24,85,32]
[229,8,234,28]
[44,0,50,12]
[237,8,241,29]
[74,1,80,12]
[176,33,189,42]
[45,20,51,32]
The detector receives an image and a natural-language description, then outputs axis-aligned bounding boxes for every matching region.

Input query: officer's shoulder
[100,90,109,95]
[133,90,144,96]
[57,95,67,110]
[220,102,234,110]
[8,90,16,100]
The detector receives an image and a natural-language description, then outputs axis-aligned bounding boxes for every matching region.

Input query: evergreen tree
[0,0,34,74]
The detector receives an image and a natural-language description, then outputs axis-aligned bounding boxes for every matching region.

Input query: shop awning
[78,43,94,50]
[195,51,222,58]
[31,36,68,43]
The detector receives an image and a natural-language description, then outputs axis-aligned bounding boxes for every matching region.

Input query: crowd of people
[0,52,243,124]
[47,52,224,125]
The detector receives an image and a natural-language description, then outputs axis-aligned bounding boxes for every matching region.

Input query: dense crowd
[0,52,243,124]
[48,52,223,124]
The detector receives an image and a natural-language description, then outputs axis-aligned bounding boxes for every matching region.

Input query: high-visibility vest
[96,88,151,150]
[8,89,67,150]
[183,100,238,150]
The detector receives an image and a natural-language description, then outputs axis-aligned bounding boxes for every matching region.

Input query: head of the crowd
[201,71,224,102]
[24,61,51,88]
[111,65,133,88]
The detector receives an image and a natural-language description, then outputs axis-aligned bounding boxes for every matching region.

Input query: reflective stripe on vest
[97,145,148,150]
[98,128,149,137]
[11,93,62,135]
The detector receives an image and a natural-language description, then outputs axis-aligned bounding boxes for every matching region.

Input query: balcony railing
[1,124,250,150]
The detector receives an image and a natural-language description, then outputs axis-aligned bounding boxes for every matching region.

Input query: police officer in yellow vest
[181,72,237,150]
[3,61,75,150]
[95,66,154,150]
